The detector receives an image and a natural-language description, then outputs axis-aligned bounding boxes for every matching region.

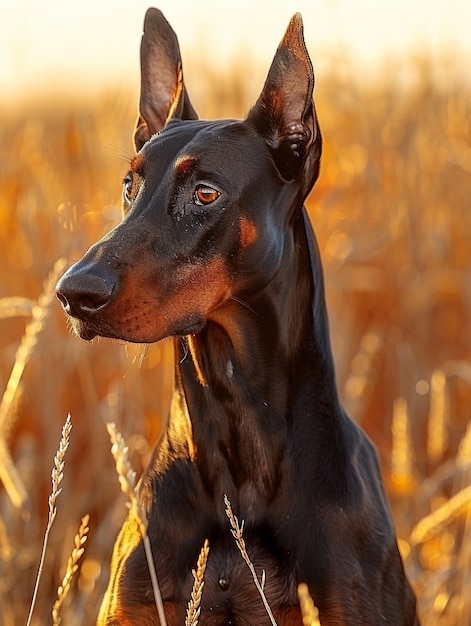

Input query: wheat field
[0,55,470,624]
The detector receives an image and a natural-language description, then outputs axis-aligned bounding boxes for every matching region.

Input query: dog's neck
[163,209,340,515]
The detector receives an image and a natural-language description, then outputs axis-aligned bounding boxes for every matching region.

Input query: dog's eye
[194,185,219,206]
[123,173,133,203]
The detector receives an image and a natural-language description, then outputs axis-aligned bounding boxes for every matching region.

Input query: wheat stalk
[410,483,471,546]
[106,422,167,626]
[0,258,68,509]
[457,422,471,467]
[52,513,90,625]
[298,583,321,626]
[390,396,414,493]
[26,413,72,626]
[427,369,449,463]
[0,296,35,319]
[185,539,210,626]
[224,495,277,626]
[0,438,28,509]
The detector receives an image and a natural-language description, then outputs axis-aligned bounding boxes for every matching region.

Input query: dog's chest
[176,538,299,625]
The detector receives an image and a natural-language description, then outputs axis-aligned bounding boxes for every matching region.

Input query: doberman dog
[56,9,419,626]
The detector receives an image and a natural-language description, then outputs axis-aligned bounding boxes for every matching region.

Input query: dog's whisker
[103,142,134,163]
[179,338,189,364]
[229,295,260,317]
[138,344,150,368]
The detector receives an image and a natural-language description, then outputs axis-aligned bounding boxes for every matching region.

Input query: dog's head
[56,9,322,343]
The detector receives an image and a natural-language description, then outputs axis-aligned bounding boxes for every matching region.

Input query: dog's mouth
[173,319,206,337]
[68,312,207,344]
[68,317,110,342]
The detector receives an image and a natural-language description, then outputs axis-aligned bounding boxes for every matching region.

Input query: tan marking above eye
[175,154,197,176]
[130,153,145,176]
[194,185,219,206]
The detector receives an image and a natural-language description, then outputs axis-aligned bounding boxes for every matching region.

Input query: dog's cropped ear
[134,8,198,151]
[247,14,321,187]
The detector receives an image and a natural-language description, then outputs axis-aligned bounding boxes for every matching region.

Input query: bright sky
[1,0,469,102]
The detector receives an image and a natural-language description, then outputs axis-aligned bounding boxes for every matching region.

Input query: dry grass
[52,513,89,626]
[26,414,72,626]
[0,54,470,624]
[106,422,167,625]
[224,495,277,625]
[185,539,210,626]
[298,583,321,626]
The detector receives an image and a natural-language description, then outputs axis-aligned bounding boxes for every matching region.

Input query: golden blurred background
[1,1,471,624]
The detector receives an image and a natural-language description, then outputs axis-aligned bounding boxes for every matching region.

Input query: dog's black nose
[56,269,116,318]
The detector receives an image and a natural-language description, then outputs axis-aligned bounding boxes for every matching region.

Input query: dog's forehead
[141,118,260,168]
